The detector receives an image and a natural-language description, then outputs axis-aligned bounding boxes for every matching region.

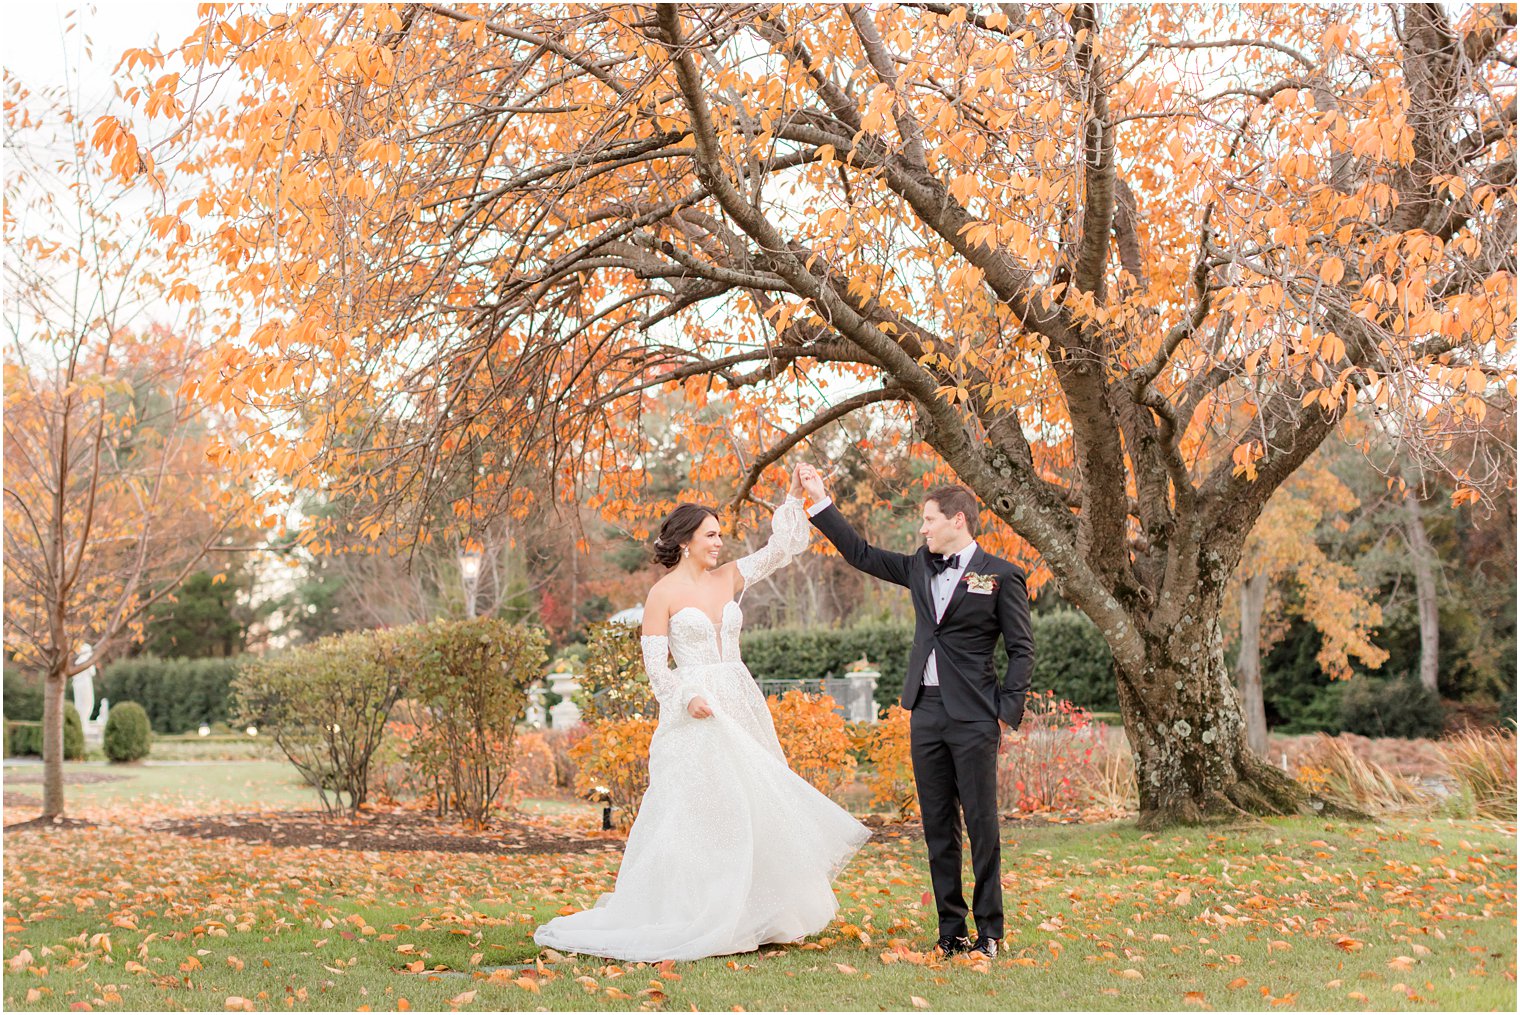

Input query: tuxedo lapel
[937,546,986,627]
[913,549,935,620]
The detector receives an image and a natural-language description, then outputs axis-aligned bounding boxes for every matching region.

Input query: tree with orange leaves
[1229,448,1388,755]
[3,77,269,820]
[119,4,1515,826]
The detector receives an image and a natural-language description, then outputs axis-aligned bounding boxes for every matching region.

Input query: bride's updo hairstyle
[653,503,719,568]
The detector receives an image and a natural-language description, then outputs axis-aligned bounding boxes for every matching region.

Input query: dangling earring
[682,545,690,559]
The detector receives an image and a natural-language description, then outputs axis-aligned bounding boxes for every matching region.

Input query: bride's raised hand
[687,695,714,719]
[796,463,827,502]
[788,464,807,500]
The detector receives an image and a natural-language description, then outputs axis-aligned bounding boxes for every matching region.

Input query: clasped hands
[792,463,827,503]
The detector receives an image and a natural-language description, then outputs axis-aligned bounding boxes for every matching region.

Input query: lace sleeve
[735,495,811,592]
[641,635,706,713]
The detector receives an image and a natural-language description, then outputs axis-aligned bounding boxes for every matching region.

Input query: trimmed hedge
[740,610,1118,712]
[5,721,38,757]
[98,656,243,734]
[5,704,85,759]
[104,701,153,762]
[741,622,915,709]
[1032,609,1119,712]
[3,668,44,721]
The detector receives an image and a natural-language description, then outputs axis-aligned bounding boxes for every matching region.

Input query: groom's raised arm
[807,500,913,588]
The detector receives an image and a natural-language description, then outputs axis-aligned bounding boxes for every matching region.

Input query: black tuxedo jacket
[809,503,1034,726]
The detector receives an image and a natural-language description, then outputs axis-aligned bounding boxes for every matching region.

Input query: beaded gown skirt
[533,601,870,963]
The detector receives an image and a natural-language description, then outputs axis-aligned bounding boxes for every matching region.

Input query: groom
[796,465,1033,959]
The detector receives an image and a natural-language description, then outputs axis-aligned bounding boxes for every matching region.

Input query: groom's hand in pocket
[687,695,714,719]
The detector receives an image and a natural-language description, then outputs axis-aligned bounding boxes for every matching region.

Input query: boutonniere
[962,572,999,594]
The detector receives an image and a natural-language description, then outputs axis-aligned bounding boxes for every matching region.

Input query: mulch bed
[146,811,950,854]
[146,810,631,855]
[4,815,97,833]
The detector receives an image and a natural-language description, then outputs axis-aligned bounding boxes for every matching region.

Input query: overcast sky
[3,2,201,107]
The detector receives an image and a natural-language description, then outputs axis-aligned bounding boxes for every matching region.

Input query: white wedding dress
[534,496,870,962]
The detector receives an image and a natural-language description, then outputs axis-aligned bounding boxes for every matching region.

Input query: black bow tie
[930,552,961,575]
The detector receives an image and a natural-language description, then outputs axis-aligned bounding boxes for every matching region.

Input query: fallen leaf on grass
[1226,977,1249,989]
[1183,991,1209,1007]
[910,997,930,1009]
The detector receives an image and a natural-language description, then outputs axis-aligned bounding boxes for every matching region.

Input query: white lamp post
[458,550,482,619]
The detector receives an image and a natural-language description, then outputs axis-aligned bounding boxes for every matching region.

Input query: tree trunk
[1402,490,1441,694]
[1117,603,1304,830]
[1235,572,1271,757]
[42,667,67,818]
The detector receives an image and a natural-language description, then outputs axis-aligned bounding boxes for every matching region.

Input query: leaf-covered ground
[3,761,1515,1011]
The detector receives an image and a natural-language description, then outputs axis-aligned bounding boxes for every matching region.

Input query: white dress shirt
[922,539,977,686]
[806,497,975,688]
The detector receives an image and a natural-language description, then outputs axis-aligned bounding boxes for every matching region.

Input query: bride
[533,473,870,962]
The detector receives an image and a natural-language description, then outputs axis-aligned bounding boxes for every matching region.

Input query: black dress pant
[910,687,1003,939]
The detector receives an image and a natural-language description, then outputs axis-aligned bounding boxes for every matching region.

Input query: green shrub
[232,630,407,814]
[397,618,547,825]
[1338,674,1445,739]
[1260,618,1344,734]
[1030,609,1118,711]
[577,621,654,723]
[64,703,85,760]
[99,656,243,733]
[103,701,153,762]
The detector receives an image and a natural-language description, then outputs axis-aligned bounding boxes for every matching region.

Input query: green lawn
[3,760,324,816]
[4,807,1514,1011]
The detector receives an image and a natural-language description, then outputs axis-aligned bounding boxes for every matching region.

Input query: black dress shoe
[971,936,999,958]
[935,934,973,956]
